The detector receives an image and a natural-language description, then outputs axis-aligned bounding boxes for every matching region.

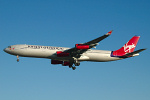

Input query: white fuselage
[4,44,122,62]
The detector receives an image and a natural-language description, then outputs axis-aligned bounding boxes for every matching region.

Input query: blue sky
[0,0,150,100]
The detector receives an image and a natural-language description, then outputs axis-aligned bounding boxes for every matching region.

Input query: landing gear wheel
[17,59,19,62]
[72,67,76,70]
[75,62,80,66]
[17,55,19,62]
[69,65,72,68]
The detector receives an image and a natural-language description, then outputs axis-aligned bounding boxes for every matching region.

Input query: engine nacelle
[75,44,89,49]
[62,61,70,66]
[57,51,69,57]
[51,60,63,64]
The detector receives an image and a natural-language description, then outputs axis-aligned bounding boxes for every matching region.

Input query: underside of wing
[63,30,113,58]
[84,30,112,46]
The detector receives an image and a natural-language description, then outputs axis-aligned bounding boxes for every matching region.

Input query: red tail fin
[112,36,140,56]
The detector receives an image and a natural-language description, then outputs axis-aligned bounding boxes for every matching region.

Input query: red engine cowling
[75,44,89,49]
[62,61,70,66]
[51,60,63,64]
[57,51,69,57]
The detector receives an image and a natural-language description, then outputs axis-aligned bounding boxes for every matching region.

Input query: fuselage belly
[4,44,121,62]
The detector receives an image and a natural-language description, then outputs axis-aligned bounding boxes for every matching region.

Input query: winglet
[106,30,113,35]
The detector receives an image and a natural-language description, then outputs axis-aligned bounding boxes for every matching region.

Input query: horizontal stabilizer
[122,48,146,58]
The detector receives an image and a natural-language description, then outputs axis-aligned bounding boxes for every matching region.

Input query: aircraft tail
[112,36,140,57]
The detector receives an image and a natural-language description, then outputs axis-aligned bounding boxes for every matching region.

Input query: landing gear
[75,62,80,66]
[72,67,76,70]
[65,58,80,70]
[73,57,80,66]
[17,55,19,62]
[71,62,79,70]
[69,65,72,68]
[68,64,76,70]
[68,63,80,70]
[67,58,80,70]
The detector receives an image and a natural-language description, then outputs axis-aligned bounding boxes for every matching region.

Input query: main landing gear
[68,60,80,70]
[17,55,19,62]
[72,66,76,70]
[69,65,76,70]
[69,58,80,70]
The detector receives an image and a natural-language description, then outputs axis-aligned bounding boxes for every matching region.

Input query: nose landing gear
[17,55,19,62]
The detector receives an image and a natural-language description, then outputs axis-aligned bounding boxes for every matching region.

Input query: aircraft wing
[64,30,113,58]
[84,30,113,45]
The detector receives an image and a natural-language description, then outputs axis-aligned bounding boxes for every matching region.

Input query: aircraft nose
[3,48,8,53]
[3,48,6,52]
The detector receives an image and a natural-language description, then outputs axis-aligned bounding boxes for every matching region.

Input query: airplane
[4,30,146,70]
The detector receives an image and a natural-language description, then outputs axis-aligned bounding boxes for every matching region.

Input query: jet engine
[51,60,63,64]
[56,51,69,57]
[62,61,70,66]
[75,44,89,49]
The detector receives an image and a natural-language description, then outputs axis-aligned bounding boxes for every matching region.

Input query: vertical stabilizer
[112,36,140,56]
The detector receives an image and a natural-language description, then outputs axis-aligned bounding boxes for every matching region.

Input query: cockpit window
[8,46,11,48]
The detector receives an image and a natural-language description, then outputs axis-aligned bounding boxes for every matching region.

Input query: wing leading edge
[64,30,113,58]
